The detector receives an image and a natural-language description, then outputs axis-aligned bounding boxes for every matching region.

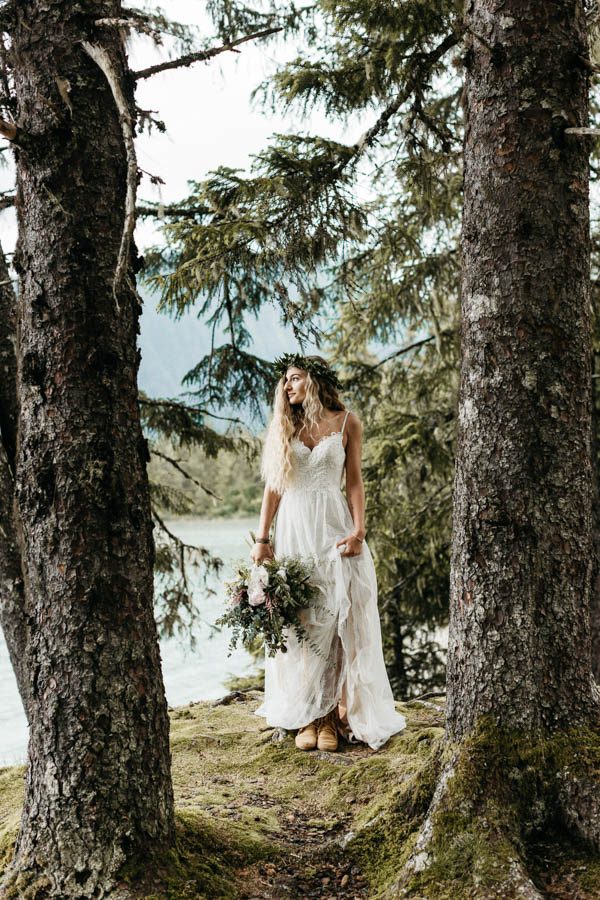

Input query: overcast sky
[0,2,356,257]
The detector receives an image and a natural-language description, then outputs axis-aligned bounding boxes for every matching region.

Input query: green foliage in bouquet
[217,556,324,657]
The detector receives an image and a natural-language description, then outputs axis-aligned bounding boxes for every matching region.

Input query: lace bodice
[287,412,350,493]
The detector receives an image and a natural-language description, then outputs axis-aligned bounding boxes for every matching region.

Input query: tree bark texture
[589,353,600,681]
[447,0,599,740]
[0,240,33,719]
[2,2,175,895]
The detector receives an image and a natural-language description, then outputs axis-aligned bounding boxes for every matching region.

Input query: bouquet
[216,555,323,657]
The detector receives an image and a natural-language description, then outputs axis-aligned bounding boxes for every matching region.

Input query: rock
[271,727,289,742]
[338,831,355,848]
[340,874,350,887]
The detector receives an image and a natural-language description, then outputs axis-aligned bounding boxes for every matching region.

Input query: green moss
[119,809,276,898]
[2,702,600,898]
[223,669,264,692]
[0,765,25,876]
[398,717,600,899]
[342,730,444,896]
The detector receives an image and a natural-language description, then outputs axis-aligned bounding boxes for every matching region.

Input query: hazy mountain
[137,287,313,405]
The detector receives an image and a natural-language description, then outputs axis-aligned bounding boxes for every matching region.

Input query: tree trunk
[1,2,175,896]
[0,239,33,720]
[396,2,600,895]
[447,0,597,739]
[589,350,600,681]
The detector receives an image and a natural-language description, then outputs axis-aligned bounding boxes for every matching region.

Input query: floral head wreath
[272,353,343,391]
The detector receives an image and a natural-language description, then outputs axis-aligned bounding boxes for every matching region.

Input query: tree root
[379,718,600,899]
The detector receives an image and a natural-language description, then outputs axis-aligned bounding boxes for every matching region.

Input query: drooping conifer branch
[333,30,461,177]
[137,201,211,219]
[150,447,223,500]
[133,26,282,80]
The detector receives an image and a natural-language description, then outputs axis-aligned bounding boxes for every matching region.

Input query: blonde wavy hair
[261,355,346,495]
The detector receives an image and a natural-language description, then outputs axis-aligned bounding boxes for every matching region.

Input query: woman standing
[253,354,406,752]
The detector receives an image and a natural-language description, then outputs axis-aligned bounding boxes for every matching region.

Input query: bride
[252,353,406,752]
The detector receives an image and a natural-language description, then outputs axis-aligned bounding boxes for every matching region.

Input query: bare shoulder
[343,410,363,438]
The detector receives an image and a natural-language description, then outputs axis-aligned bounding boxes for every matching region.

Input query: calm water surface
[0,517,257,766]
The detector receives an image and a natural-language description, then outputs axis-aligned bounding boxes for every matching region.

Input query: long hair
[261,355,346,495]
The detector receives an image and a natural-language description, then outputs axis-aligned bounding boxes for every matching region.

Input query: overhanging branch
[150,447,223,500]
[133,26,282,80]
[333,30,461,177]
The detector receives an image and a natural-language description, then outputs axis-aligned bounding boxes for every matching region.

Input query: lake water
[0,517,258,766]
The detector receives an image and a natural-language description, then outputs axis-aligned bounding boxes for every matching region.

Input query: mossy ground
[1,696,600,898]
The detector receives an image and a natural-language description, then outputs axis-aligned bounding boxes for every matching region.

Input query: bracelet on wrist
[255,537,271,544]
[352,533,365,543]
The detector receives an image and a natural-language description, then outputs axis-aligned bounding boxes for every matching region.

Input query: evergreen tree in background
[144,0,463,693]
[146,0,600,695]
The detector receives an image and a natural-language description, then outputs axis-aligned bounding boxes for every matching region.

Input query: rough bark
[447,0,599,739]
[1,2,175,896]
[398,2,600,894]
[0,240,33,719]
[589,354,600,681]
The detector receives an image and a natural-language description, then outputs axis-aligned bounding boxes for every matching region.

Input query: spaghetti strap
[340,409,350,436]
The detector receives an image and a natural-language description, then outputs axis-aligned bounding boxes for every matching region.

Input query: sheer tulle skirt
[254,487,406,750]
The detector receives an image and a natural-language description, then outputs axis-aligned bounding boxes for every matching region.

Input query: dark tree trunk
[446,0,598,739]
[0,240,33,719]
[589,352,600,681]
[398,2,600,894]
[1,2,175,895]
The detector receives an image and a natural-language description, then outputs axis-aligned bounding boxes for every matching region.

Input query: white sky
[0,2,358,257]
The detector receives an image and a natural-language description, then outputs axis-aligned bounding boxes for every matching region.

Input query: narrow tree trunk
[1,2,175,895]
[396,2,600,894]
[0,240,33,719]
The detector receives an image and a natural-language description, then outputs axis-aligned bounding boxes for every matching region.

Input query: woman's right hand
[250,542,274,564]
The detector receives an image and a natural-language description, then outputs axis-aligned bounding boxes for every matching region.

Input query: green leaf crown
[272,353,343,391]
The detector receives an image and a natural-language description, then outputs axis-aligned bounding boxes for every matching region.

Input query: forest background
[88,1,600,700]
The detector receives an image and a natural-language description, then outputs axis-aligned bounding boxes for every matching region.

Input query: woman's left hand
[336,534,363,557]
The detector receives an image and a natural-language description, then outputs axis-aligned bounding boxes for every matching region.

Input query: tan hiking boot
[316,711,339,752]
[295,722,318,750]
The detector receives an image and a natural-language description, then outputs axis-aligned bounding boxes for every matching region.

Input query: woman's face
[284,367,308,405]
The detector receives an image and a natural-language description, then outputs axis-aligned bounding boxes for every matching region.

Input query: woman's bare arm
[336,413,366,557]
[250,484,281,562]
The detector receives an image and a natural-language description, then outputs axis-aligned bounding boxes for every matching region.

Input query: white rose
[276,567,287,580]
[248,565,269,606]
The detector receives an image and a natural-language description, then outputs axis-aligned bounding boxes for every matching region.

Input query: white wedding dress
[254,410,406,750]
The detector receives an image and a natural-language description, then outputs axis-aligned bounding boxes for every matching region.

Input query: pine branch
[133,26,282,80]
[332,30,461,177]
[151,507,206,557]
[136,202,211,219]
[82,41,137,312]
[372,329,456,369]
[139,396,245,426]
[150,447,223,500]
